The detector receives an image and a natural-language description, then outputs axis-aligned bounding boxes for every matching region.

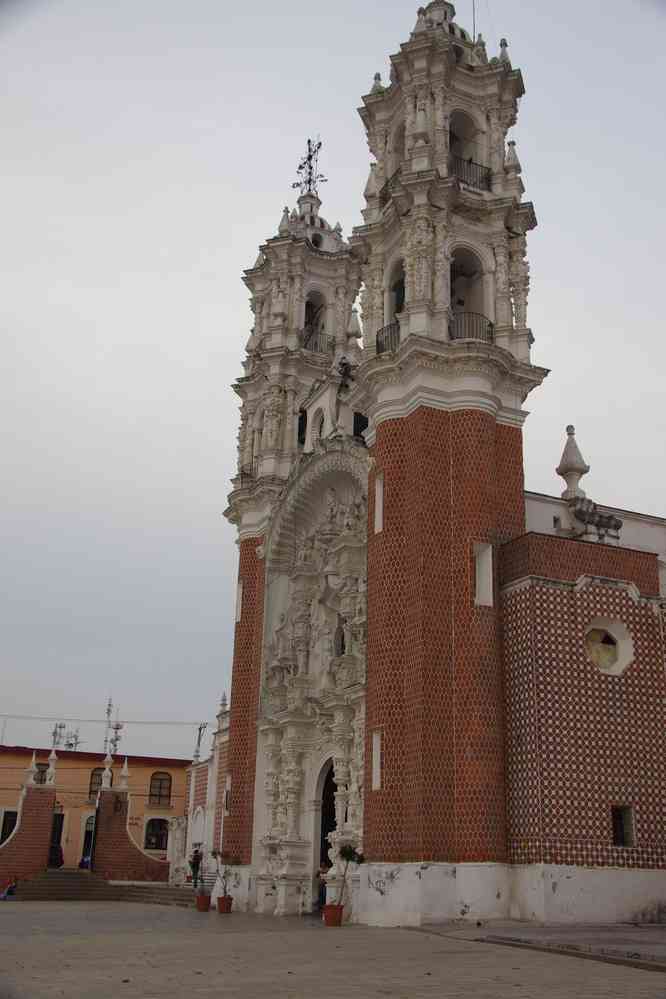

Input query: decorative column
[433,88,448,173]
[488,108,506,193]
[493,240,512,329]
[433,217,451,339]
[509,232,530,329]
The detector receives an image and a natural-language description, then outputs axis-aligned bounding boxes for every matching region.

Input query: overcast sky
[1,0,664,760]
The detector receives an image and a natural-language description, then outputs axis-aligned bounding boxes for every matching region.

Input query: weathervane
[292,137,327,197]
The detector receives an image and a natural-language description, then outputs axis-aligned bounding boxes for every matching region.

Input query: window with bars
[149,771,172,806]
[34,763,48,786]
[88,767,111,798]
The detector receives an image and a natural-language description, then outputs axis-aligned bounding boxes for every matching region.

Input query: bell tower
[223,142,362,867]
[349,1,548,920]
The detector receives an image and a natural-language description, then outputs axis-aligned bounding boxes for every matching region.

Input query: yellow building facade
[0,746,190,869]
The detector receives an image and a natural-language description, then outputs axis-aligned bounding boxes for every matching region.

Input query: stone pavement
[2,903,666,999]
[433,920,666,969]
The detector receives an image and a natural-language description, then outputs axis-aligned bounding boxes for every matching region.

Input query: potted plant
[195,881,211,912]
[323,844,363,927]
[212,850,236,914]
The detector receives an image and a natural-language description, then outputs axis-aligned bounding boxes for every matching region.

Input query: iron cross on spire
[292,137,328,196]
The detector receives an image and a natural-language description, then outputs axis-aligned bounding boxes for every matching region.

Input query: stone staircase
[16,869,195,907]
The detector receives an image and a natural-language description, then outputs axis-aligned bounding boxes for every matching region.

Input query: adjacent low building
[0,746,190,869]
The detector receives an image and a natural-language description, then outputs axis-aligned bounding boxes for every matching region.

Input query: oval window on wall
[584,618,634,676]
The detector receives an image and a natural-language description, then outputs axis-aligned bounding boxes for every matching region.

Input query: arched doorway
[81,815,95,866]
[320,762,336,868]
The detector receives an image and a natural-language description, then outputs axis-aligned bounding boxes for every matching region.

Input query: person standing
[189,847,203,889]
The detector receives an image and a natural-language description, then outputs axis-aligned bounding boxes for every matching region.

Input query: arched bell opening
[449,247,494,343]
[303,290,328,353]
[377,259,404,355]
[449,110,490,191]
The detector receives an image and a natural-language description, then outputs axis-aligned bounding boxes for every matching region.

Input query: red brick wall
[0,787,55,885]
[365,408,525,863]
[503,575,666,868]
[500,532,659,595]
[223,537,265,864]
[213,739,229,853]
[192,764,208,811]
[93,790,168,882]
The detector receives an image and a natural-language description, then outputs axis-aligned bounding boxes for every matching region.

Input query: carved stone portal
[256,443,368,913]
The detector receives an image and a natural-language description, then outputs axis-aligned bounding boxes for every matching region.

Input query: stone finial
[220,692,228,712]
[101,752,113,789]
[119,757,129,790]
[253,251,265,269]
[474,33,488,64]
[46,748,57,786]
[364,163,378,199]
[333,221,343,237]
[412,6,427,34]
[499,38,511,64]
[556,425,590,500]
[278,206,290,235]
[371,72,384,94]
[25,750,37,786]
[505,139,522,174]
[290,207,298,221]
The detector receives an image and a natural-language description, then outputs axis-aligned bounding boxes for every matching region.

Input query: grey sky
[1,0,664,759]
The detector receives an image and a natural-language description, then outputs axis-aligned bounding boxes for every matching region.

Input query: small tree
[211,850,237,898]
[333,844,363,910]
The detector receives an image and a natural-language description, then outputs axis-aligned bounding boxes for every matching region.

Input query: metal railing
[449,312,495,344]
[376,321,401,355]
[299,326,334,355]
[449,154,491,191]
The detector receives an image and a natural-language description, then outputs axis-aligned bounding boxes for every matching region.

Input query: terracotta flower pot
[217,895,233,914]
[195,893,211,912]
[323,903,344,927]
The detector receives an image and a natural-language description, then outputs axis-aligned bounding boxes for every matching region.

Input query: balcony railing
[299,326,334,355]
[449,312,495,344]
[376,321,401,355]
[449,154,491,192]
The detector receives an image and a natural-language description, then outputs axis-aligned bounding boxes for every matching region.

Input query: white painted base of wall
[222,865,255,912]
[356,862,510,927]
[510,864,666,924]
[353,862,666,926]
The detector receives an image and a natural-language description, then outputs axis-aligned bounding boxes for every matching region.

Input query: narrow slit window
[611,805,634,847]
[474,543,494,607]
[372,731,382,790]
[374,473,384,534]
[235,580,243,623]
[224,775,231,815]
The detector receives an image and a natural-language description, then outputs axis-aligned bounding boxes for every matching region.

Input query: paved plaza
[2,903,666,998]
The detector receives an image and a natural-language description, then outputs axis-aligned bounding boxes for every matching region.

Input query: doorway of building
[48,812,64,868]
[80,815,95,867]
[320,763,336,867]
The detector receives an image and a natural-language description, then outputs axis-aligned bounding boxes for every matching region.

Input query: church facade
[221,0,666,925]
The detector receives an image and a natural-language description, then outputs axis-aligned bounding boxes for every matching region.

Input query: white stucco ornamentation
[252,439,369,915]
